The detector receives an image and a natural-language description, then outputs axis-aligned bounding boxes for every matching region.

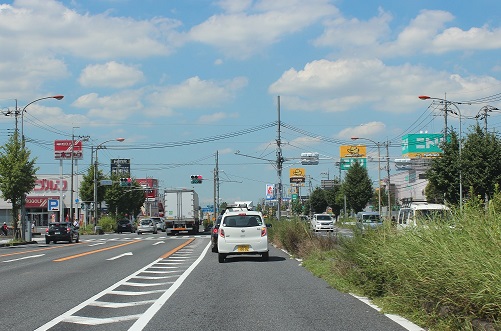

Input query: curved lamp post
[419,95,463,210]
[20,95,64,241]
[351,137,382,216]
[93,138,125,227]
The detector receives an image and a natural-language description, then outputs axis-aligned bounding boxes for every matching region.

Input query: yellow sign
[289,168,305,178]
[340,145,366,158]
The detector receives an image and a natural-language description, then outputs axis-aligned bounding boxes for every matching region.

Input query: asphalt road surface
[0,232,422,331]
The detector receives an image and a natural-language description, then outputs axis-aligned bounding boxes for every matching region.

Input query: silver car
[150,217,166,232]
[137,218,158,234]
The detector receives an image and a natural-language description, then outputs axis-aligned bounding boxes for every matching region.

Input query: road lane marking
[3,254,45,263]
[107,252,133,261]
[0,244,74,257]
[64,315,143,326]
[88,242,106,247]
[88,300,156,308]
[53,241,141,262]
[152,241,164,246]
[34,238,200,331]
[128,241,210,331]
[159,238,194,259]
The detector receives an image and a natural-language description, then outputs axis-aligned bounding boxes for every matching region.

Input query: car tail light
[212,227,218,235]
[67,227,71,233]
[45,228,49,233]
[261,227,267,237]
[219,228,225,238]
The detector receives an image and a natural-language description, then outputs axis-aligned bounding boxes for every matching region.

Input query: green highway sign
[340,157,367,170]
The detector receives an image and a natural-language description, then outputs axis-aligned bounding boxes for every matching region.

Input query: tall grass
[274,211,501,330]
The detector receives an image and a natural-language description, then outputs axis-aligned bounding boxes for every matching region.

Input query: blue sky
[1,0,501,207]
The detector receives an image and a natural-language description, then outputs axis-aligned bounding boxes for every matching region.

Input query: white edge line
[33,257,166,331]
[3,254,45,263]
[350,294,425,331]
[128,241,211,331]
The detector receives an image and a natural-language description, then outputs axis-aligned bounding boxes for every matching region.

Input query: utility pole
[213,151,219,217]
[276,96,283,221]
[443,93,448,142]
[386,141,391,219]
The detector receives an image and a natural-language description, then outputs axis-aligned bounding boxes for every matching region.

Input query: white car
[151,217,166,232]
[217,210,270,263]
[311,213,335,232]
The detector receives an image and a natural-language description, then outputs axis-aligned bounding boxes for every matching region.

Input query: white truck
[163,189,200,235]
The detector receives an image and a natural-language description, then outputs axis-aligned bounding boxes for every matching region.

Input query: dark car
[45,222,79,244]
[116,219,135,233]
[210,215,223,252]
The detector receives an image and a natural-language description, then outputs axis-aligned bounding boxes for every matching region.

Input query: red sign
[25,196,59,208]
[136,178,158,199]
[54,140,83,160]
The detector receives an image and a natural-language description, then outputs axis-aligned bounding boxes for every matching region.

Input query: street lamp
[93,138,125,227]
[419,95,464,210]
[19,95,63,241]
[351,137,382,216]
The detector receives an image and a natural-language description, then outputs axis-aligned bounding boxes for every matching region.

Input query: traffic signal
[120,178,133,187]
[190,175,203,184]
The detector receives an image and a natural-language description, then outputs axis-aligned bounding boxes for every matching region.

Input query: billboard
[265,184,275,200]
[54,140,83,160]
[111,159,131,175]
[402,133,444,158]
[340,145,367,158]
[289,168,306,183]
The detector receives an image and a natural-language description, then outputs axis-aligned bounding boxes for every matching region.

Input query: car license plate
[54,232,60,235]
[237,245,249,252]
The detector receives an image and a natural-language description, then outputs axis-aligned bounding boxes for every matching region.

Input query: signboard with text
[340,157,367,170]
[54,140,83,160]
[111,159,131,175]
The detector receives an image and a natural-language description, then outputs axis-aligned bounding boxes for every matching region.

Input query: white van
[397,202,451,228]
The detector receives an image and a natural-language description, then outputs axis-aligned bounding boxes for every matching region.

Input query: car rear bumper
[218,239,268,254]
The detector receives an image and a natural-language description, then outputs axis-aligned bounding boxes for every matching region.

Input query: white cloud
[79,61,145,88]
[72,91,144,120]
[268,58,501,115]
[147,76,248,114]
[187,0,338,58]
[336,122,386,140]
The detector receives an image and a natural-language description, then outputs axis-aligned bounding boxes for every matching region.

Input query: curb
[0,240,39,247]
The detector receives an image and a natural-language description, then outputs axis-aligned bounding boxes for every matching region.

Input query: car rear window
[49,223,69,228]
[118,220,129,224]
[223,215,262,227]
[141,220,152,225]
[317,215,332,221]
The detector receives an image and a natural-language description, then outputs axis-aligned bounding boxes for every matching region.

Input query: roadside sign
[100,180,113,186]
[48,199,59,211]
[54,140,83,160]
[340,157,367,170]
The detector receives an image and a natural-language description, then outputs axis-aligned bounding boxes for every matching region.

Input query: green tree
[426,130,460,204]
[309,187,328,213]
[461,124,501,201]
[0,133,38,238]
[324,182,342,216]
[343,161,373,212]
[79,165,107,207]
[105,175,145,218]
[291,198,303,215]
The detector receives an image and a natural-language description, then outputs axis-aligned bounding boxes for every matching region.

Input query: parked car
[116,219,135,233]
[311,213,335,232]
[150,217,166,232]
[137,218,158,234]
[356,212,383,231]
[45,222,80,244]
[210,215,223,252]
[217,210,271,263]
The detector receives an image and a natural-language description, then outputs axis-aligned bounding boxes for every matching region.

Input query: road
[0,232,421,331]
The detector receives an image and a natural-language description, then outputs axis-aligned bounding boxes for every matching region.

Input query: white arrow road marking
[152,241,164,246]
[3,254,45,263]
[88,242,106,247]
[107,252,133,261]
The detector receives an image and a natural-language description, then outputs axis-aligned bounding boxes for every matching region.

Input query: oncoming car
[217,211,271,263]
[311,213,335,232]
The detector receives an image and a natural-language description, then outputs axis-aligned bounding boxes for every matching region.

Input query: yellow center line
[0,244,79,257]
[160,238,195,259]
[53,240,141,262]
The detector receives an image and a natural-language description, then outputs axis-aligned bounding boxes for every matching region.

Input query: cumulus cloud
[336,122,386,140]
[79,62,145,88]
[72,91,144,120]
[187,0,339,58]
[147,76,248,114]
[268,58,501,115]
